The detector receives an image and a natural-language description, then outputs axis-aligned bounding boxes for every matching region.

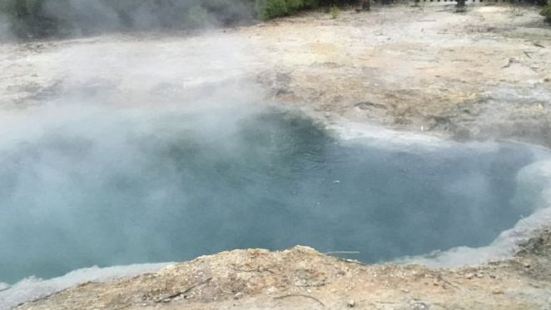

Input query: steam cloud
[0,0,256,38]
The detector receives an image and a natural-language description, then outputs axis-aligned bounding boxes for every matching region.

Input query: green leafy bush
[542,4,551,23]
[257,0,287,19]
[286,0,304,13]
[256,0,320,20]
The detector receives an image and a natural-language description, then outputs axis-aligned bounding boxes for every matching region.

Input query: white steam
[0,29,266,309]
[0,263,169,310]
[402,159,551,267]
[0,14,10,41]
[1,0,256,39]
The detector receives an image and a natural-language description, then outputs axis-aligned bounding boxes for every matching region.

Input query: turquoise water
[0,107,542,283]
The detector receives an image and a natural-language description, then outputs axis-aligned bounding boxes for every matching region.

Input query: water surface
[0,106,544,283]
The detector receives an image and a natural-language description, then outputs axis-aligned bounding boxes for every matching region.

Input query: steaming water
[0,104,549,284]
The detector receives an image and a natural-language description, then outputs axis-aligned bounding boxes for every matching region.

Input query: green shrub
[256,0,287,19]
[303,0,321,7]
[542,5,551,23]
[330,5,340,19]
[286,0,303,14]
[255,0,320,20]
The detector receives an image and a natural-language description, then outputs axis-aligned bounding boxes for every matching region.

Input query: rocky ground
[2,4,551,310]
[1,5,550,147]
[17,229,551,309]
[249,5,551,147]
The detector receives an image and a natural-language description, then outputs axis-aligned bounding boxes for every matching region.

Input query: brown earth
[248,5,551,147]
[1,5,550,147]
[18,229,551,309]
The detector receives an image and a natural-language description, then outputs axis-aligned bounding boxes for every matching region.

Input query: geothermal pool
[0,105,548,284]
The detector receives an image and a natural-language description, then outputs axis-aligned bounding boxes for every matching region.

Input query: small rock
[347,299,356,307]
[465,273,474,280]
[234,292,244,300]
[410,301,430,310]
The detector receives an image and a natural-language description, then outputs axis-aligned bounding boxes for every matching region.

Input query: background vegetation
[0,0,257,38]
[542,4,551,23]
[255,0,321,20]
[0,0,548,39]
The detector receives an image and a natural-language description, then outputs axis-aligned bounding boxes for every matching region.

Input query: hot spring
[0,104,549,284]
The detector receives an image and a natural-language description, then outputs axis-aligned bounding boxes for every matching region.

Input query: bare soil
[2,5,550,147]
[18,229,551,309]
[249,5,551,147]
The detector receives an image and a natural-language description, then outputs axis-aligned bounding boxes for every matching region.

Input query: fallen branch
[274,294,325,307]
[436,274,461,290]
[159,277,213,303]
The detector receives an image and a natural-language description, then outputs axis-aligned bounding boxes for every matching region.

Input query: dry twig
[158,277,213,303]
[274,294,325,307]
